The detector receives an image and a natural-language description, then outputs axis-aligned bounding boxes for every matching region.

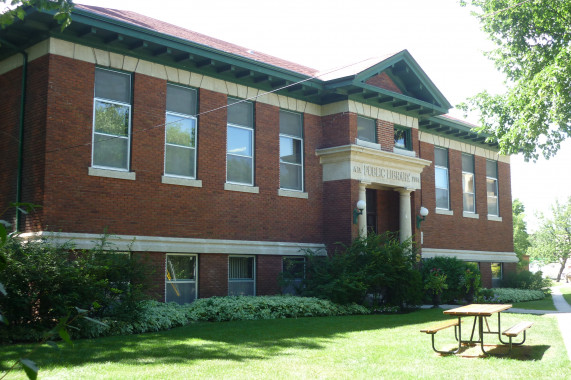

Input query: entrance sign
[316,144,431,189]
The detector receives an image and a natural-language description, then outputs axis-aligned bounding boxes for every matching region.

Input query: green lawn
[513,294,557,310]
[558,283,571,305]
[1,309,569,379]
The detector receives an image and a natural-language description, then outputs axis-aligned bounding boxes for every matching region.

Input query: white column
[358,182,367,238]
[397,188,413,243]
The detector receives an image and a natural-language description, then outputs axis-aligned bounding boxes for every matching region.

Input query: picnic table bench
[421,304,534,356]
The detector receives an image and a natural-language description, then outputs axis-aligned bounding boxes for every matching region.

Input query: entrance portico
[316,144,431,244]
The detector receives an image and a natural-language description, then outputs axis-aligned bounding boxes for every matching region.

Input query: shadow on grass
[436,343,550,360]
[0,308,552,371]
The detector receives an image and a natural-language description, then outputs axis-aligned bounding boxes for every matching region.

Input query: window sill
[355,138,381,150]
[88,167,136,181]
[162,176,202,187]
[435,208,453,216]
[462,212,480,219]
[487,215,503,222]
[224,183,259,194]
[393,147,416,157]
[278,189,308,199]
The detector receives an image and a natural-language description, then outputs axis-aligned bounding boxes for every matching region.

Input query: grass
[557,283,571,305]
[1,309,570,379]
[512,294,557,310]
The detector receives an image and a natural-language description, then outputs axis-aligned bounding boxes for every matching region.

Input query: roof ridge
[75,4,319,76]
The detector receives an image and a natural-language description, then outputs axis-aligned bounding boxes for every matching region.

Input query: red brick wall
[323,179,357,252]
[20,55,52,231]
[418,141,514,252]
[33,55,323,244]
[378,120,394,152]
[0,66,22,226]
[320,112,354,148]
[257,255,282,295]
[199,253,228,298]
[134,251,164,300]
[480,262,492,288]
[366,73,403,94]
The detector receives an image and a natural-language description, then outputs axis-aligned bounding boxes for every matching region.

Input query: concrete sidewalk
[550,287,571,361]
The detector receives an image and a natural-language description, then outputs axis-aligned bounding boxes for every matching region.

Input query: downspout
[0,39,28,232]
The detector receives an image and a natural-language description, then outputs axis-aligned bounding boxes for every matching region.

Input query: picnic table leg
[479,315,510,356]
[497,313,527,346]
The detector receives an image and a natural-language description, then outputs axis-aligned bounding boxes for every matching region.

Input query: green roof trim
[420,116,499,150]
[0,5,496,148]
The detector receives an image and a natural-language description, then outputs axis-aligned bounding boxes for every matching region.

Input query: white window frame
[357,116,377,143]
[92,68,132,172]
[279,110,304,192]
[226,98,254,186]
[434,147,450,210]
[165,253,198,304]
[486,160,499,216]
[462,154,476,214]
[164,111,198,179]
[228,255,256,296]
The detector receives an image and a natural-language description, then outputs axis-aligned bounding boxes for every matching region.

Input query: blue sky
[76,0,570,230]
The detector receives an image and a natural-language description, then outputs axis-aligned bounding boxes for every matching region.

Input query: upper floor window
[434,147,450,209]
[164,84,198,178]
[394,126,412,150]
[92,68,132,170]
[462,153,475,213]
[357,116,376,143]
[486,160,499,216]
[280,110,304,191]
[227,98,254,185]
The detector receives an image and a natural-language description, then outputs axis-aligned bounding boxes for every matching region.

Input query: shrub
[75,296,370,339]
[420,257,481,304]
[481,288,545,303]
[501,270,551,292]
[0,235,150,343]
[301,232,423,309]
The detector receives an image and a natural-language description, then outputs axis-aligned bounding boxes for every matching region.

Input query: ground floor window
[281,257,305,295]
[228,256,256,296]
[165,254,197,304]
[491,262,502,287]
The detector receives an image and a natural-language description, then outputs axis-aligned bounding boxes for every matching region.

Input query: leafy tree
[528,197,571,281]
[459,0,571,160]
[512,198,531,266]
[0,0,73,30]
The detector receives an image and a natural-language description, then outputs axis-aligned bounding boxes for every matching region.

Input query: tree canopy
[512,198,530,265]
[459,0,571,161]
[528,197,571,281]
[0,0,73,30]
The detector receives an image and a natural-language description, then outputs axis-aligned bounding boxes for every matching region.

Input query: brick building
[0,5,517,303]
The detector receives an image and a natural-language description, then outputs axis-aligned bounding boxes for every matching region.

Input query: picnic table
[421,303,533,356]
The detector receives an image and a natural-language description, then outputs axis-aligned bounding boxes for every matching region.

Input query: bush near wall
[299,232,423,309]
[420,257,481,304]
[71,296,371,339]
[0,236,150,343]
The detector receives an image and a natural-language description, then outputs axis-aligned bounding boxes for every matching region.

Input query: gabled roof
[0,3,499,147]
[322,50,452,116]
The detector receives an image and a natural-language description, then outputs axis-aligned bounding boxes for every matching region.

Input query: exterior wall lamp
[353,200,367,224]
[416,206,429,229]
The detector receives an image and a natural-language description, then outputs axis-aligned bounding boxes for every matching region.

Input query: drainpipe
[0,39,28,232]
